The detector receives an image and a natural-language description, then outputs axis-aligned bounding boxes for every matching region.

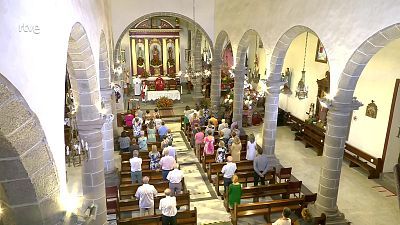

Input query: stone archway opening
[113,12,214,109]
[65,22,107,224]
[0,73,62,225]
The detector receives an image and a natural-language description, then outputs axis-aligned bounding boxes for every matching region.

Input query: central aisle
[168,122,232,224]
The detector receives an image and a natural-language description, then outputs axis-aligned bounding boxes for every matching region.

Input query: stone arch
[113,12,214,65]
[99,31,115,175]
[0,73,62,225]
[211,30,230,108]
[66,22,107,224]
[336,23,400,104]
[233,29,264,127]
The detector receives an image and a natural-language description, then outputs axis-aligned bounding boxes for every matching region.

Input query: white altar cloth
[146,90,181,101]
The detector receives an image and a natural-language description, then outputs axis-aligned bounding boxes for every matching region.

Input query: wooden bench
[301,124,325,156]
[117,208,197,225]
[231,194,316,225]
[223,181,302,210]
[121,159,151,172]
[344,143,383,179]
[286,113,304,132]
[120,170,163,185]
[119,181,170,200]
[207,160,254,182]
[215,169,277,196]
[117,191,191,217]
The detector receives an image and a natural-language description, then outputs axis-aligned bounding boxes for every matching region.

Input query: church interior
[0,0,400,224]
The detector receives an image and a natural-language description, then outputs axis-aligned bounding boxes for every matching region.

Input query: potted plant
[156,97,174,109]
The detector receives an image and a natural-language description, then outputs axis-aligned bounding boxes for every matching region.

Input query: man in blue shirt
[158,121,169,140]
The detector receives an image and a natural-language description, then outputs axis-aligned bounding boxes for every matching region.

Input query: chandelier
[295,32,309,99]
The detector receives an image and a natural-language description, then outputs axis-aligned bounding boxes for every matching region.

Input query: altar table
[146,90,181,101]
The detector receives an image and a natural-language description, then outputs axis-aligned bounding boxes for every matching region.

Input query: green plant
[200,98,211,109]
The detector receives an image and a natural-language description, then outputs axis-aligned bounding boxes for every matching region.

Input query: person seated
[294,208,315,225]
[228,175,242,210]
[272,207,292,225]
[118,131,131,152]
[138,131,148,152]
[158,121,169,140]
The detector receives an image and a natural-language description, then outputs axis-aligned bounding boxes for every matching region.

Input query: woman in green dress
[228,175,242,209]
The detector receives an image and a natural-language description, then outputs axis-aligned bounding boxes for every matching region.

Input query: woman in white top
[246,133,257,160]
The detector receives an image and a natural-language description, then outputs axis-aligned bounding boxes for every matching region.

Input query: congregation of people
[114,105,320,225]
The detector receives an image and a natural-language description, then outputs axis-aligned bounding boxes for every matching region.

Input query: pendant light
[295,32,309,99]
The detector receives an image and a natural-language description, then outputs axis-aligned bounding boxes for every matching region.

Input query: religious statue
[151,46,161,66]
[137,46,144,66]
[155,75,165,91]
[167,46,176,75]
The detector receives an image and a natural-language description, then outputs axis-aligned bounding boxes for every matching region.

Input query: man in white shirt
[159,149,176,181]
[221,156,237,193]
[130,150,142,184]
[159,188,177,225]
[166,163,184,196]
[135,176,158,216]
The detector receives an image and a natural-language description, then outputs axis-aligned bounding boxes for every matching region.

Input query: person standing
[158,121,169,140]
[246,134,257,161]
[230,137,242,162]
[216,140,227,163]
[159,149,176,180]
[159,188,177,225]
[166,163,184,196]
[209,114,218,128]
[203,130,215,156]
[220,123,231,146]
[165,141,176,159]
[138,131,148,152]
[149,145,160,170]
[218,119,227,131]
[194,127,205,157]
[118,131,131,152]
[135,176,158,216]
[130,150,142,184]
[147,123,157,143]
[221,156,237,194]
[228,175,242,210]
[253,147,268,186]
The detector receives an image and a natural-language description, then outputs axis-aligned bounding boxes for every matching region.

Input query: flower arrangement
[156,97,174,108]
[141,71,150,79]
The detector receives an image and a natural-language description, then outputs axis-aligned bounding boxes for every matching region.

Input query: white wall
[0,0,113,202]
[215,0,400,95]
[279,33,329,120]
[348,38,400,161]
[110,0,215,48]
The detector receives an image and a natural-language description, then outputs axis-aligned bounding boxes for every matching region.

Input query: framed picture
[315,39,328,63]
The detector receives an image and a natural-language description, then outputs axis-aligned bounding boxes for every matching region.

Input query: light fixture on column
[295,32,309,100]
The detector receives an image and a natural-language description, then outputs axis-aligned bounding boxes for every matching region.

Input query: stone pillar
[232,66,245,128]
[192,76,203,104]
[101,88,115,174]
[78,119,107,225]
[262,77,285,167]
[210,58,222,109]
[193,30,203,104]
[309,98,363,225]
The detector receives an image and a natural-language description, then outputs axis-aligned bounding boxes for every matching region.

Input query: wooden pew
[344,143,383,179]
[121,159,151,172]
[117,208,197,225]
[215,169,276,196]
[207,160,254,182]
[286,113,304,132]
[300,124,325,156]
[231,195,316,225]
[223,181,302,210]
[119,181,169,200]
[117,192,191,217]
[120,170,163,185]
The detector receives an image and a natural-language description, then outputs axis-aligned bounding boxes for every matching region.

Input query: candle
[78,145,81,154]
[66,146,70,156]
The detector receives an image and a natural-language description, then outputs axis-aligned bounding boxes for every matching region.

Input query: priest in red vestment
[155,75,165,91]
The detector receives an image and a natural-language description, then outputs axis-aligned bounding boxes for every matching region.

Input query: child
[272,207,292,225]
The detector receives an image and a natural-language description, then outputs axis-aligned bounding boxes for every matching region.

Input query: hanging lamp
[295,32,309,99]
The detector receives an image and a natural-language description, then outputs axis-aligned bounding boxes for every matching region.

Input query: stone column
[262,77,285,167]
[101,88,115,174]
[78,119,107,225]
[192,76,203,104]
[309,98,363,224]
[210,58,222,109]
[232,66,245,128]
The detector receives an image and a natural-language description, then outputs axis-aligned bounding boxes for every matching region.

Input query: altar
[146,90,181,101]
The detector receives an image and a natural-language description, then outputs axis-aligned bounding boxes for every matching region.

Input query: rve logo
[19,24,40,34]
